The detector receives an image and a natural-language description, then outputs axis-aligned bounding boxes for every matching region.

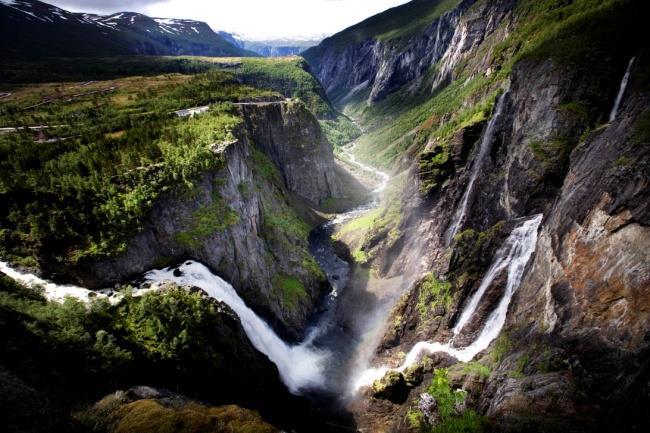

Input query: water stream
[445,91,509,246]
[609,57,635,122]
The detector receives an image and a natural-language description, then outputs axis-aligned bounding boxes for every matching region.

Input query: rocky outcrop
[75,101,342,338]
[482,78,650,431]
[237,101,342,203]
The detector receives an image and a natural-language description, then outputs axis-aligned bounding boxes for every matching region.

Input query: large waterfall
[445,91,509,245]
[609,57,635,122]
[354,214,542,389]
[145,262,328,393]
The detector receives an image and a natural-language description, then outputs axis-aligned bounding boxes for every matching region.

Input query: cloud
[49,1,168,14]
[47,0,411,39]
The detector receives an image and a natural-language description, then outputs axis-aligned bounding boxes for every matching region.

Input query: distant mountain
[0,0,256,58]
[243,39,322,57]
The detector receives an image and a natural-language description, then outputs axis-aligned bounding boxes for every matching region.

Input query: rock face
[306,0,648,430]
[303,0,466,104]
[237,101,342,203]
[76,101,342,338]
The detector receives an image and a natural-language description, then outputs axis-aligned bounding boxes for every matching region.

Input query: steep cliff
[303,0,474,105]
[77,101,344,338]
[306,0,648,431]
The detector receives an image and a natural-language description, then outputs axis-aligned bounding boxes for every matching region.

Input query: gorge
[1,1,649,433]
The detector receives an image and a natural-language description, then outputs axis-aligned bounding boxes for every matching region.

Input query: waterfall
[609,57,635,122]
[145,261,328,394]
[354,214,542,390]
[445,91,509,246]
[1,259,329,393]
[0,260,118,304]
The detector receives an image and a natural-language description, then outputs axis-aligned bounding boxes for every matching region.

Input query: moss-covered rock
[80,387,279,433]
[372,370,409,403]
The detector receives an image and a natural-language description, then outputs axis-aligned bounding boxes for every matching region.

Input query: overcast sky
[48,0,412,39]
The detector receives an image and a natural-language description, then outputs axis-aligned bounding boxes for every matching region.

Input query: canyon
[1,0,649,433]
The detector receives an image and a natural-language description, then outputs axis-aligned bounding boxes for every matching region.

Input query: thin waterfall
[354,214,542,390]
[609,57,635,122]
[445,91,509,246]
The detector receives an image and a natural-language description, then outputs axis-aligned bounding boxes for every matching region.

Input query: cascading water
[609,57,635,122]
[354,214,542,389]
[145,261,328,394]
[445,91,510,246]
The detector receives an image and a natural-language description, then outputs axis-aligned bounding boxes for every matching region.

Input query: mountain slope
[305,0,649,431]
[0,0,255,57]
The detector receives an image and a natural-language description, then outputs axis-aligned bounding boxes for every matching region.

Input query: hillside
[305,0,649,431]
[0,0,255,57]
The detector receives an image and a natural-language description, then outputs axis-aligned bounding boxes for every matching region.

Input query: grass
[407,369,488,433]
[303,0,460,57]
[491,334,513,364]
[274,275,308,310]
[462,362,492,380]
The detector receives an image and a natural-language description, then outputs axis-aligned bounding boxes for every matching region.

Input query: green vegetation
[174,196,239,249]
[0,54,332,271]
[417,273,453,321]
[274,275,308,310]
[320,114,362,149]
[0,274,267,406]
[228,57,334,118]
[0,71,265,268]
[527,136,575,179]
[509,354,530,379]
[490,333,513,364]
[633,109,650,145]
[462,362,491,380]
[450,221,507,287]
[337,208,382,237]
[304,0,460,53]
[409,369,488,433]
[349,72,497,169]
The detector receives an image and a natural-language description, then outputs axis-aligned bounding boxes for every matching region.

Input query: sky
[48,0,412,40]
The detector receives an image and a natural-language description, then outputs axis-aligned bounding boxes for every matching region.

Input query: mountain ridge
[0,0,256,58]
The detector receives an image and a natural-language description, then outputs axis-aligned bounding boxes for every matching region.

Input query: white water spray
[609,57,635,122]
[145,261,328,394]
[445,91,509,245]
[354,214,542,390]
